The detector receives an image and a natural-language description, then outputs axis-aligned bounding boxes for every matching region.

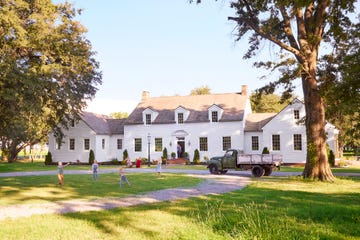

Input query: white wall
[261,100,307,163]
[124,121,244,162]
[48,120,96,163]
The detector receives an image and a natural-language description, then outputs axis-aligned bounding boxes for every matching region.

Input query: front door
[176,137,185,158]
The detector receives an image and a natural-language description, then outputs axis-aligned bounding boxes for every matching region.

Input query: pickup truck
[207,149,282,177]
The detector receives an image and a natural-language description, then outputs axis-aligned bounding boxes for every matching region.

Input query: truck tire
[264,167,273,176]
[209,164,219,174]
[252,165,265,177]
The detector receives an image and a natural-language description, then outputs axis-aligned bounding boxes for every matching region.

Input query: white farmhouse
[244,98,339,163]
[48,112,125,163]
[48,86,339,164]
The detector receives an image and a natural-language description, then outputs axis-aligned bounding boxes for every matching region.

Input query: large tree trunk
[301,59,335,181]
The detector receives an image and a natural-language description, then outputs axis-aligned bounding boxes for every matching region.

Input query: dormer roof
[125,93,247,125]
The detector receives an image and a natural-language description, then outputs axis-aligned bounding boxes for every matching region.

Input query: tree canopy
[0,0,102,162]
[190,85,211,95]
[109,112,129,119]
[194,0,359,181]
[250,93,293,113]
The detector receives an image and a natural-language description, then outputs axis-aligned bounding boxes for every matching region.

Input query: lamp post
[147,133,151,167]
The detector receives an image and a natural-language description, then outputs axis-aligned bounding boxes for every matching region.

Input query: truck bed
[237,154,282,165]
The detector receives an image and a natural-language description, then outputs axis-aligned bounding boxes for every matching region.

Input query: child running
[155,160,162,177]
[57,161,70,186]
[119,166,130,188]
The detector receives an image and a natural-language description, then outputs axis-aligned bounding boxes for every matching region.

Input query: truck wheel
[252,165,265,177]
[209,164,219,174]
[264,167,273,176]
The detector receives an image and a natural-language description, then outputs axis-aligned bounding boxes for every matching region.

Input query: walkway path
[0,171,251,221]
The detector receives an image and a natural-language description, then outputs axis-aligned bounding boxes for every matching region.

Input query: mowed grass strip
[0,173,203,206]
[0,161,124,173]
[1,177,359,240]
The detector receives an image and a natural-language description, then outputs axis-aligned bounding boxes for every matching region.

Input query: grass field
[0,176,359,240]
[2,160,360,174]
[0,173,203,206]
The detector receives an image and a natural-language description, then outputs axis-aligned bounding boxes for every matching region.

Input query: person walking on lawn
[119,166,130,188]
[92,160,99,181]
[57,162,70,186]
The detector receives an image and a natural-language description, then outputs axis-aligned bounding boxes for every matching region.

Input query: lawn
[2,160,360,174]
[0,176,359,240]
[0,173,203,206]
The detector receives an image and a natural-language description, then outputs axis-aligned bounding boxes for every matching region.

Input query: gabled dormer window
[175,106,189,124]
[142,108,158,125]
[208,104,223,123]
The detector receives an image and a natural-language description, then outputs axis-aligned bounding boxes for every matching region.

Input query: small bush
[171,152,176,159]
[328,150,335,167]
[111,158,119,165]
[262,147,270,154]
[162,147,168,160]
[45,152,52,165]
[123,149,128,161]
[89,149,95,165]
[193,149,200,164]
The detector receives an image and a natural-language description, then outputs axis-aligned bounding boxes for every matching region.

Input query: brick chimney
[141,91,150,101]
[241,85,248,96]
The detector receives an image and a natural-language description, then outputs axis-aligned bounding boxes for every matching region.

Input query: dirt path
[0,174,251,221]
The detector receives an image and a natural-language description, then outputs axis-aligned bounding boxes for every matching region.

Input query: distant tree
[0,0,102,162]
[190,85,211,95]
[109,112,129,119]
[250,93,293,113]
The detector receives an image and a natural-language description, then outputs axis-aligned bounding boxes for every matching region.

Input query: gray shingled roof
[81,112,125,135]
[244,113,277,132]
[125,93,248,125]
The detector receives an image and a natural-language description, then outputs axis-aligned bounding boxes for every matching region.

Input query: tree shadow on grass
[61,177,360,239]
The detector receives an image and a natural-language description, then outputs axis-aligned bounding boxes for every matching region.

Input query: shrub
[45,152,52,165]
[171,152,176,159]
[123,149,129,161]
[111,158,119,165]
[328,150,335,167]
[262,147,270,154]
[89,149,95,165]
[162,147,168,160]
[183,152,189,159]
[193,149,200,164]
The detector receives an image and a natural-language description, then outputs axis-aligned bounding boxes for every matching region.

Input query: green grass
[0,177,359,239]
[280,165,360,173]
[0,173,203,206]
[0,161,126,172]
[3,161,360,174]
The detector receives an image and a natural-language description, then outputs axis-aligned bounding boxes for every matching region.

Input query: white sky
[65,1,304,115]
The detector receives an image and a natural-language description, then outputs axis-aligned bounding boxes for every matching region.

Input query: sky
[64,0,303,115]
